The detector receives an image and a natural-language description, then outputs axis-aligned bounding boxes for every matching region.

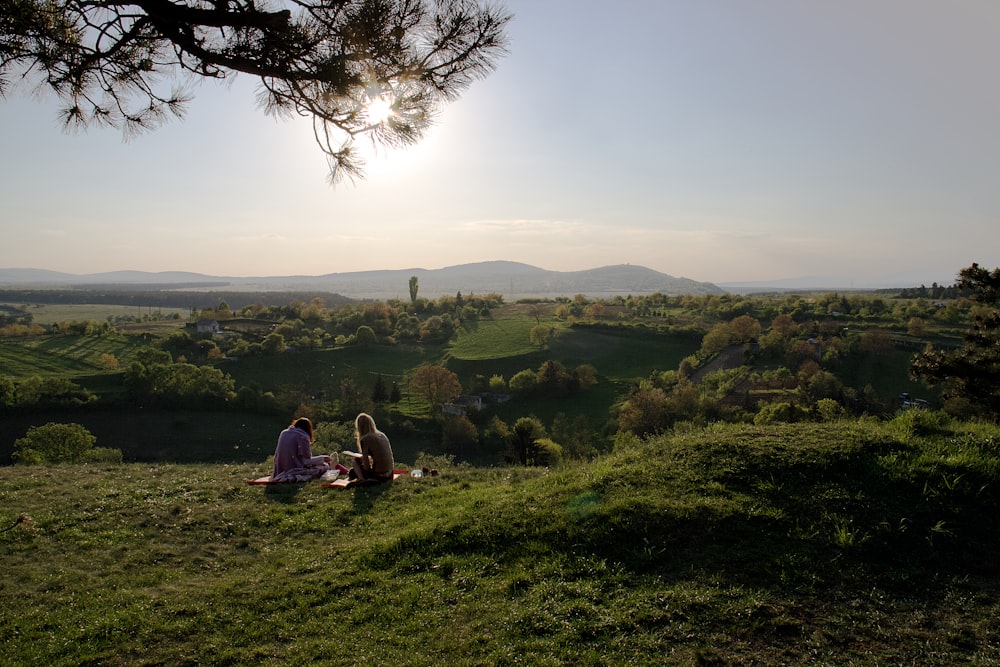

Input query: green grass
[10,302,190,325]
[3,419,999,665]
[0,334,150,378]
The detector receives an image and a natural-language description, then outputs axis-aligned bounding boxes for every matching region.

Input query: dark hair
[292,417,314,441]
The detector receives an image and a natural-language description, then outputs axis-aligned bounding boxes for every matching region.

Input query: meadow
[2,417,998,665]
[18,303,190,325]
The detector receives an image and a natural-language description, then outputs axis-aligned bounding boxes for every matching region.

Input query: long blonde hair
[355,412,376,447]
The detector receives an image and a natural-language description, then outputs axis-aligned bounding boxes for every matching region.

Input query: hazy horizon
[0,260,958,290]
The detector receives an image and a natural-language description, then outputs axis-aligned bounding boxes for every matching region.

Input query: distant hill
[0,262,724,299]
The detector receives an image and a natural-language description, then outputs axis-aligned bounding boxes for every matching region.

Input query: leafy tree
[409,364,460,412]
[531,438,562,467]
[418,314,454,343]
[123,355,235,407]
[13,422,106,464]
[14,376,95,408]
[0,375,12,408]
[617,385,669,437]
[700,322,732,356]
[814,398,845,421]
[729,314,762,343]
[442,414,478,452]
[754,402,807,425]
[573,364,598,391]
[261,332,286,355]
[508,368,537,394]
[912,263,1000,416]
[536,360,569,393]
[355,325,377,346]
[770,313,799,338]
[551,412,595,459]
[504,416,546,466]
[488,374,506,393]
[529,324,551,349]
[313,420,354,453]
[2,0,511,181]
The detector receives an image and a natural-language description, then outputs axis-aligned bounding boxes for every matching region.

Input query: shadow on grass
[261,482,307,502]
[351,480,394,513]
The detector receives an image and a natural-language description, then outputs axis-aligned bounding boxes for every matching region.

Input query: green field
[0,334,150,378]
[2,418,998,665]
[9,302,190,325]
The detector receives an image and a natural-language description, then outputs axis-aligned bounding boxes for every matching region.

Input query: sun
[363,94,395,127]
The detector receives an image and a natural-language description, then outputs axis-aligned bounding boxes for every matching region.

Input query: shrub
[532,438,563,467]
[84,447,124,464]
[754,402,807,425]
[443,414,479,450]
[815,398,845,422]
[12,423,119,464]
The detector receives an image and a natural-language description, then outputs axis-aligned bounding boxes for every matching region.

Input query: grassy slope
[3,418,998,666]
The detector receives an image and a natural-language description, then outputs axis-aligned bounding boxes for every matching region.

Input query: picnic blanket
[322,470,407,488]
[246,468,330,485]
[248,469,407,486]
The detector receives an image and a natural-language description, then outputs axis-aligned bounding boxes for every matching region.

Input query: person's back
[361,430,394,479]
[352,412,394,483]
[273,425,311,476]
[272,417,330,479]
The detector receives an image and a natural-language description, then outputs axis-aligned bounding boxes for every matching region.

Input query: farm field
[8,302,190,325]
[0,334,150,378]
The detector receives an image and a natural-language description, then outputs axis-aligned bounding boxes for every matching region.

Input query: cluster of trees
[122,349,236,409]
[607,264,1000,438]
[571,290,974,328]
[911,263,1000,417]
[192,292,505,355]
[0,375,96,410]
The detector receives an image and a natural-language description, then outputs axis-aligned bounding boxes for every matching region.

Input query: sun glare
[363,95,395,126]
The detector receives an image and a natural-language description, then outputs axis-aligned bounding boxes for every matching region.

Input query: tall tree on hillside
[409,275,419,304]
[1,0,510,181]
[911,263,1000,417]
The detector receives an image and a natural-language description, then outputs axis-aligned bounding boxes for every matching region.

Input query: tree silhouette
[2,0,510,181]
[911,263,1000,417]
[409,275,419,304]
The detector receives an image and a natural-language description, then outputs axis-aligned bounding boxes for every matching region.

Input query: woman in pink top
[350,413,394,484]
[272,417,331,481]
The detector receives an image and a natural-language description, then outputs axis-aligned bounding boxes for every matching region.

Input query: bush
[84,447,124,464]
[532,438,563,467]
[12,422,112,464]
[754,402,808,425]
[815,398,845,422]
[11,448,45,465]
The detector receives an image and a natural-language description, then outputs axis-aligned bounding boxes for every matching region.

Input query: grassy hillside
[0,334,151,378]
[3,417,998,665]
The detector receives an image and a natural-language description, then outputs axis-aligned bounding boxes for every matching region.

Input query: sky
[2,0,999,287]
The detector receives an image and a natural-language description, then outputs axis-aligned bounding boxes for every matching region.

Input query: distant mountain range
[0,262,725,299]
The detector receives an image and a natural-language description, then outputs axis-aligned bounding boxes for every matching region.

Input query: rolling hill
[0,261,724,299]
